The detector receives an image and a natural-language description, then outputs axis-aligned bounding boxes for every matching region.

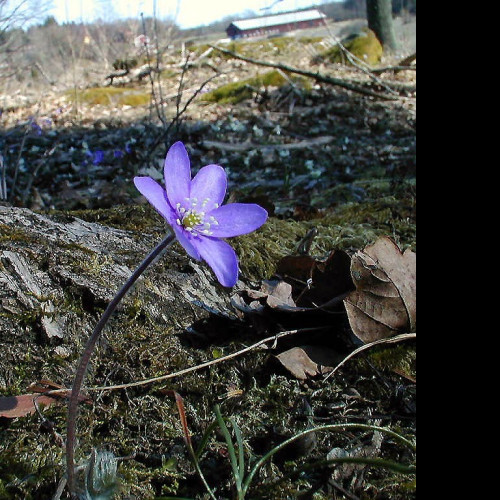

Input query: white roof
[231,9,326,31]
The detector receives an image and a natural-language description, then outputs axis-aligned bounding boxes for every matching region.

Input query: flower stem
[66,232,176,497]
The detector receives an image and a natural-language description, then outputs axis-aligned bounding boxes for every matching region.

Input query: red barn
[226,9,327,40]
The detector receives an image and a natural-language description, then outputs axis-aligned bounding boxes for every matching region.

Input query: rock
[312,29,384,66]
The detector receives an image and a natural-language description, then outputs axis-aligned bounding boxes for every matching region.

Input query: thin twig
[147,71,221,160]
[84,327,319,393]
[324,333,417,381]
[29,329,325,408]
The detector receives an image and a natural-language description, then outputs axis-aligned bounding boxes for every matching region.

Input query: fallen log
[0,205,236,391]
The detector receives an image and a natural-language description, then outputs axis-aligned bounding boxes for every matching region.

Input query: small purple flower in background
[85,150,104,167]
[125,143,133,155]
[93,150,104,165]
[30,118,42,136]
[134,142,268,287]
[114,150,124,159]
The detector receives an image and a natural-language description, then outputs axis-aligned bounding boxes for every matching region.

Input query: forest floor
[0,17,416,500]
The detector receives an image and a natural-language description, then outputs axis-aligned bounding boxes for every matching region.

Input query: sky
[50,0,328,29]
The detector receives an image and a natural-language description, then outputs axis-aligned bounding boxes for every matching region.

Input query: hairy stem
[66,232,176,497]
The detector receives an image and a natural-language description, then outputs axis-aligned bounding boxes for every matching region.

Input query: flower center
[175,197,219,236]
[182,212,203,229]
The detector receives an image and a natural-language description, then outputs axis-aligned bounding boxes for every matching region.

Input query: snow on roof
[230,9,326,31]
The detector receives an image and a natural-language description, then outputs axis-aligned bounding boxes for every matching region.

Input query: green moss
[65,205,163,234]
[314,29,383,66]
[234,197,416,282]
[0,224,35,244]
[202,70,305,104]
[298,36,324,44]
[67,87,150,107]
[190,38,297,60]
[369,344,417,381]
[0,417,64,499]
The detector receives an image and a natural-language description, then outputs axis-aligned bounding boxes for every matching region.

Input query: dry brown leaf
[276,254,317,283]
[0,393,59,418]
[276,249,354,309]
[0,380,90,419]
[344,237,416,343]
[276,346,342,380]
[245,280,297,309]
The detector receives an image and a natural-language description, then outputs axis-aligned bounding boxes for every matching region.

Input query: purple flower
[134,142,268,287]
[30,118,42,136]
[86,150,105,165]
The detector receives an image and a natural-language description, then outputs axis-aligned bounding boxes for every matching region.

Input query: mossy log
[1,206,241,394]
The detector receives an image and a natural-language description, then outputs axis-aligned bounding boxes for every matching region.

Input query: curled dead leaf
[276,249,354,309]
[344,237,416,343]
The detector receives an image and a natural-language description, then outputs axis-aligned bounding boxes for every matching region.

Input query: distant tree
[43,15,58,27]
[366,0,398,52]
[1,0,54,78]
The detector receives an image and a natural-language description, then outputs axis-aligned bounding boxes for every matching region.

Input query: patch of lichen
[202,70,307,104]
[313,28,383,66]
[67,87,150,107]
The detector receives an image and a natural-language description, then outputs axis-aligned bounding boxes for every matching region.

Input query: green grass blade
[214,405,244,498]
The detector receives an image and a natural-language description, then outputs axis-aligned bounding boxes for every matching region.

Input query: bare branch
[210,45,399,101]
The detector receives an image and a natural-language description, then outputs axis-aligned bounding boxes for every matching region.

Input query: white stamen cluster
[175,197,219,236]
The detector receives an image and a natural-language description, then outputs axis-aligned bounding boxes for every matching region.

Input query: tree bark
[367,0,399,52]
[0,206,236,391]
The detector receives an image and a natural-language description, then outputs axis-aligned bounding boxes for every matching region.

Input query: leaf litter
[234,236,416,383]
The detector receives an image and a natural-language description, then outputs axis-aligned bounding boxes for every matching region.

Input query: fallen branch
[202,135,334,152]
[210,45,399,101]
[372,53,417,75]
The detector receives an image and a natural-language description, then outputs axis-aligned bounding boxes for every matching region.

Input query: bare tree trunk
[366,0,398,52]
